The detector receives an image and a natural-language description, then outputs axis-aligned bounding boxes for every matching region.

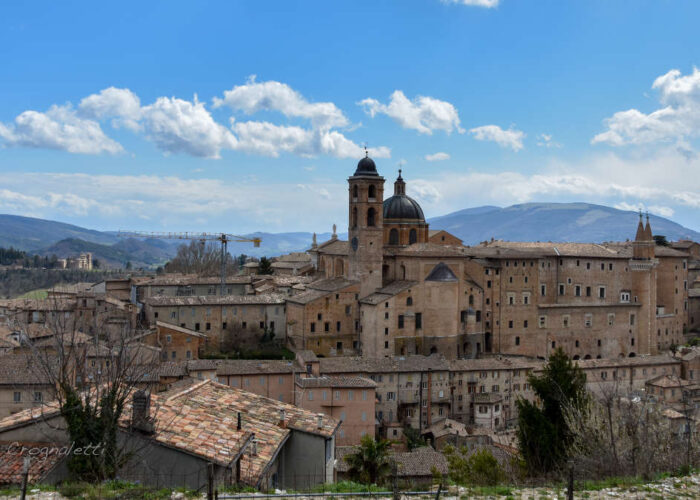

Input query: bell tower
[348,151,385,298]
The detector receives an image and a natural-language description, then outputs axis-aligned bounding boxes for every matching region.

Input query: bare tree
[564,382,699,480]
[14,295,161,481]
[165,241,237,277]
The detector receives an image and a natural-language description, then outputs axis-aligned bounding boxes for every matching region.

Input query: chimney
[237,412,242,430]
[131,390,154,434]
[317,414,323,429]
[279,409,286,428]
[251,439,257,456]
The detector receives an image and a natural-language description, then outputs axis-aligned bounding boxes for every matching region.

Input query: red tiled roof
[0,442,65,485]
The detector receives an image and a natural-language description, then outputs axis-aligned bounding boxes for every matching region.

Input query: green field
[17,288,48,299]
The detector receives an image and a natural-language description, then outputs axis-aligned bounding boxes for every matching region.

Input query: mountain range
[0,203,698,269]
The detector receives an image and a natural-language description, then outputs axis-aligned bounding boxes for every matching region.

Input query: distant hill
[1,203,699,269]
[428,202,700,245]
[0,214,117,251]
[37,238,171,269]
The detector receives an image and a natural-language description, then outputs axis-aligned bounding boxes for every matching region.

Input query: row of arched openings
[389,228,418,245]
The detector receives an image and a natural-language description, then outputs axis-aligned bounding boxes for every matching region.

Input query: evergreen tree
[258,256,273,275]
[516,348,588,474]
[344,435,392,485]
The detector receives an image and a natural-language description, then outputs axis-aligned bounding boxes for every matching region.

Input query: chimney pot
[317,414,323,429]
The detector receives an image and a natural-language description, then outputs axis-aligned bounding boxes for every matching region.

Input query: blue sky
[1,0,700,234]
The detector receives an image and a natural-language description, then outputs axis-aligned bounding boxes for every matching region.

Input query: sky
[1,0,700,235]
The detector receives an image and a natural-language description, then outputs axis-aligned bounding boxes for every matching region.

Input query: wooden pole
[19,457,30,500]
[567,460,574,500]
[208,462,215,500]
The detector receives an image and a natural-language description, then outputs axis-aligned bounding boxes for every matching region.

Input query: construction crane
[117,231,262,295]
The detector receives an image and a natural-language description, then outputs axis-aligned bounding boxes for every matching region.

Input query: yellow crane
[117,231,262,295]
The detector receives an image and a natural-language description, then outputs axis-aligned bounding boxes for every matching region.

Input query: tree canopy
[516,348,588,474]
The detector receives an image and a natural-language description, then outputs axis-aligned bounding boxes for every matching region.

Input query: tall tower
[348,153,385,298]
[630,211,657,355]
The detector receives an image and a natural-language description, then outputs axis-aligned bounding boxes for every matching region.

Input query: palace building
[290,156,690,361]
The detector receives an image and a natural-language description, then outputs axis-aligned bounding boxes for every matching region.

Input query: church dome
[383,195,425,221]
[353,156,378,176]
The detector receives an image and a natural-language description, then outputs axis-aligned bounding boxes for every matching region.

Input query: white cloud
[425,152,450,161]
[443,0,500,7]
[0,172,349,232]
[614,202,675,218]
[0,104,123,154]
[359,90,464,135]
[593,67,700,147]
[536,133,561,148]
[79,87,142,131]
[213,76,348,129]
[1,80,389,160]
[230,119,390,158]
[469,125,525,151]
[139,96,238,159]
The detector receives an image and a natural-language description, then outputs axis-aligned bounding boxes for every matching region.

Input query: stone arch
[368,184,376,199]
[367,207,376,227]
[409,228,417,244]
[628,352,636,357]
[463,342,472,357]
[389,228,399,245]
[430,346,438,354]
[573,355,580,360]
[584,354,592,360]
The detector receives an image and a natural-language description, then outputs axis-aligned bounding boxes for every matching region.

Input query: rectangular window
[310,322,315,333]
[308,391,313,401]
[415,312,422,329]
[336,321,341,332]
[559,284,565,296]
[584,314,593,328]
[398,315,405,329]
[539,316,546,328]
[586,286,591,297]
[599,287,606,299]
[541,284,546,296]
[34,392,42,402]
[324,322,330,332]
[13,392,20,402]
[515,336,520,346]
[575,285,581,297]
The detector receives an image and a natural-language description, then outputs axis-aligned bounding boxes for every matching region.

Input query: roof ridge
[165,378,211,401]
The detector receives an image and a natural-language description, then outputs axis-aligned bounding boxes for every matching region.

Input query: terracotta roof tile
[0,442,64,485]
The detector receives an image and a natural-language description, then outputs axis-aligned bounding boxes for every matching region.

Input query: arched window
[368,184,376,199]
[389,228,399,245]
[335,258,344,277]
[367,207,376,227]
[352,185,358,199]
[628,352,636,358]
[351,207,358,228]
[409,228,417,244]
[406,297,413,306]
[430,346,438,354]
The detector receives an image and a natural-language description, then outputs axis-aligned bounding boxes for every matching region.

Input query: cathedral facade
[286,156,690,361]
